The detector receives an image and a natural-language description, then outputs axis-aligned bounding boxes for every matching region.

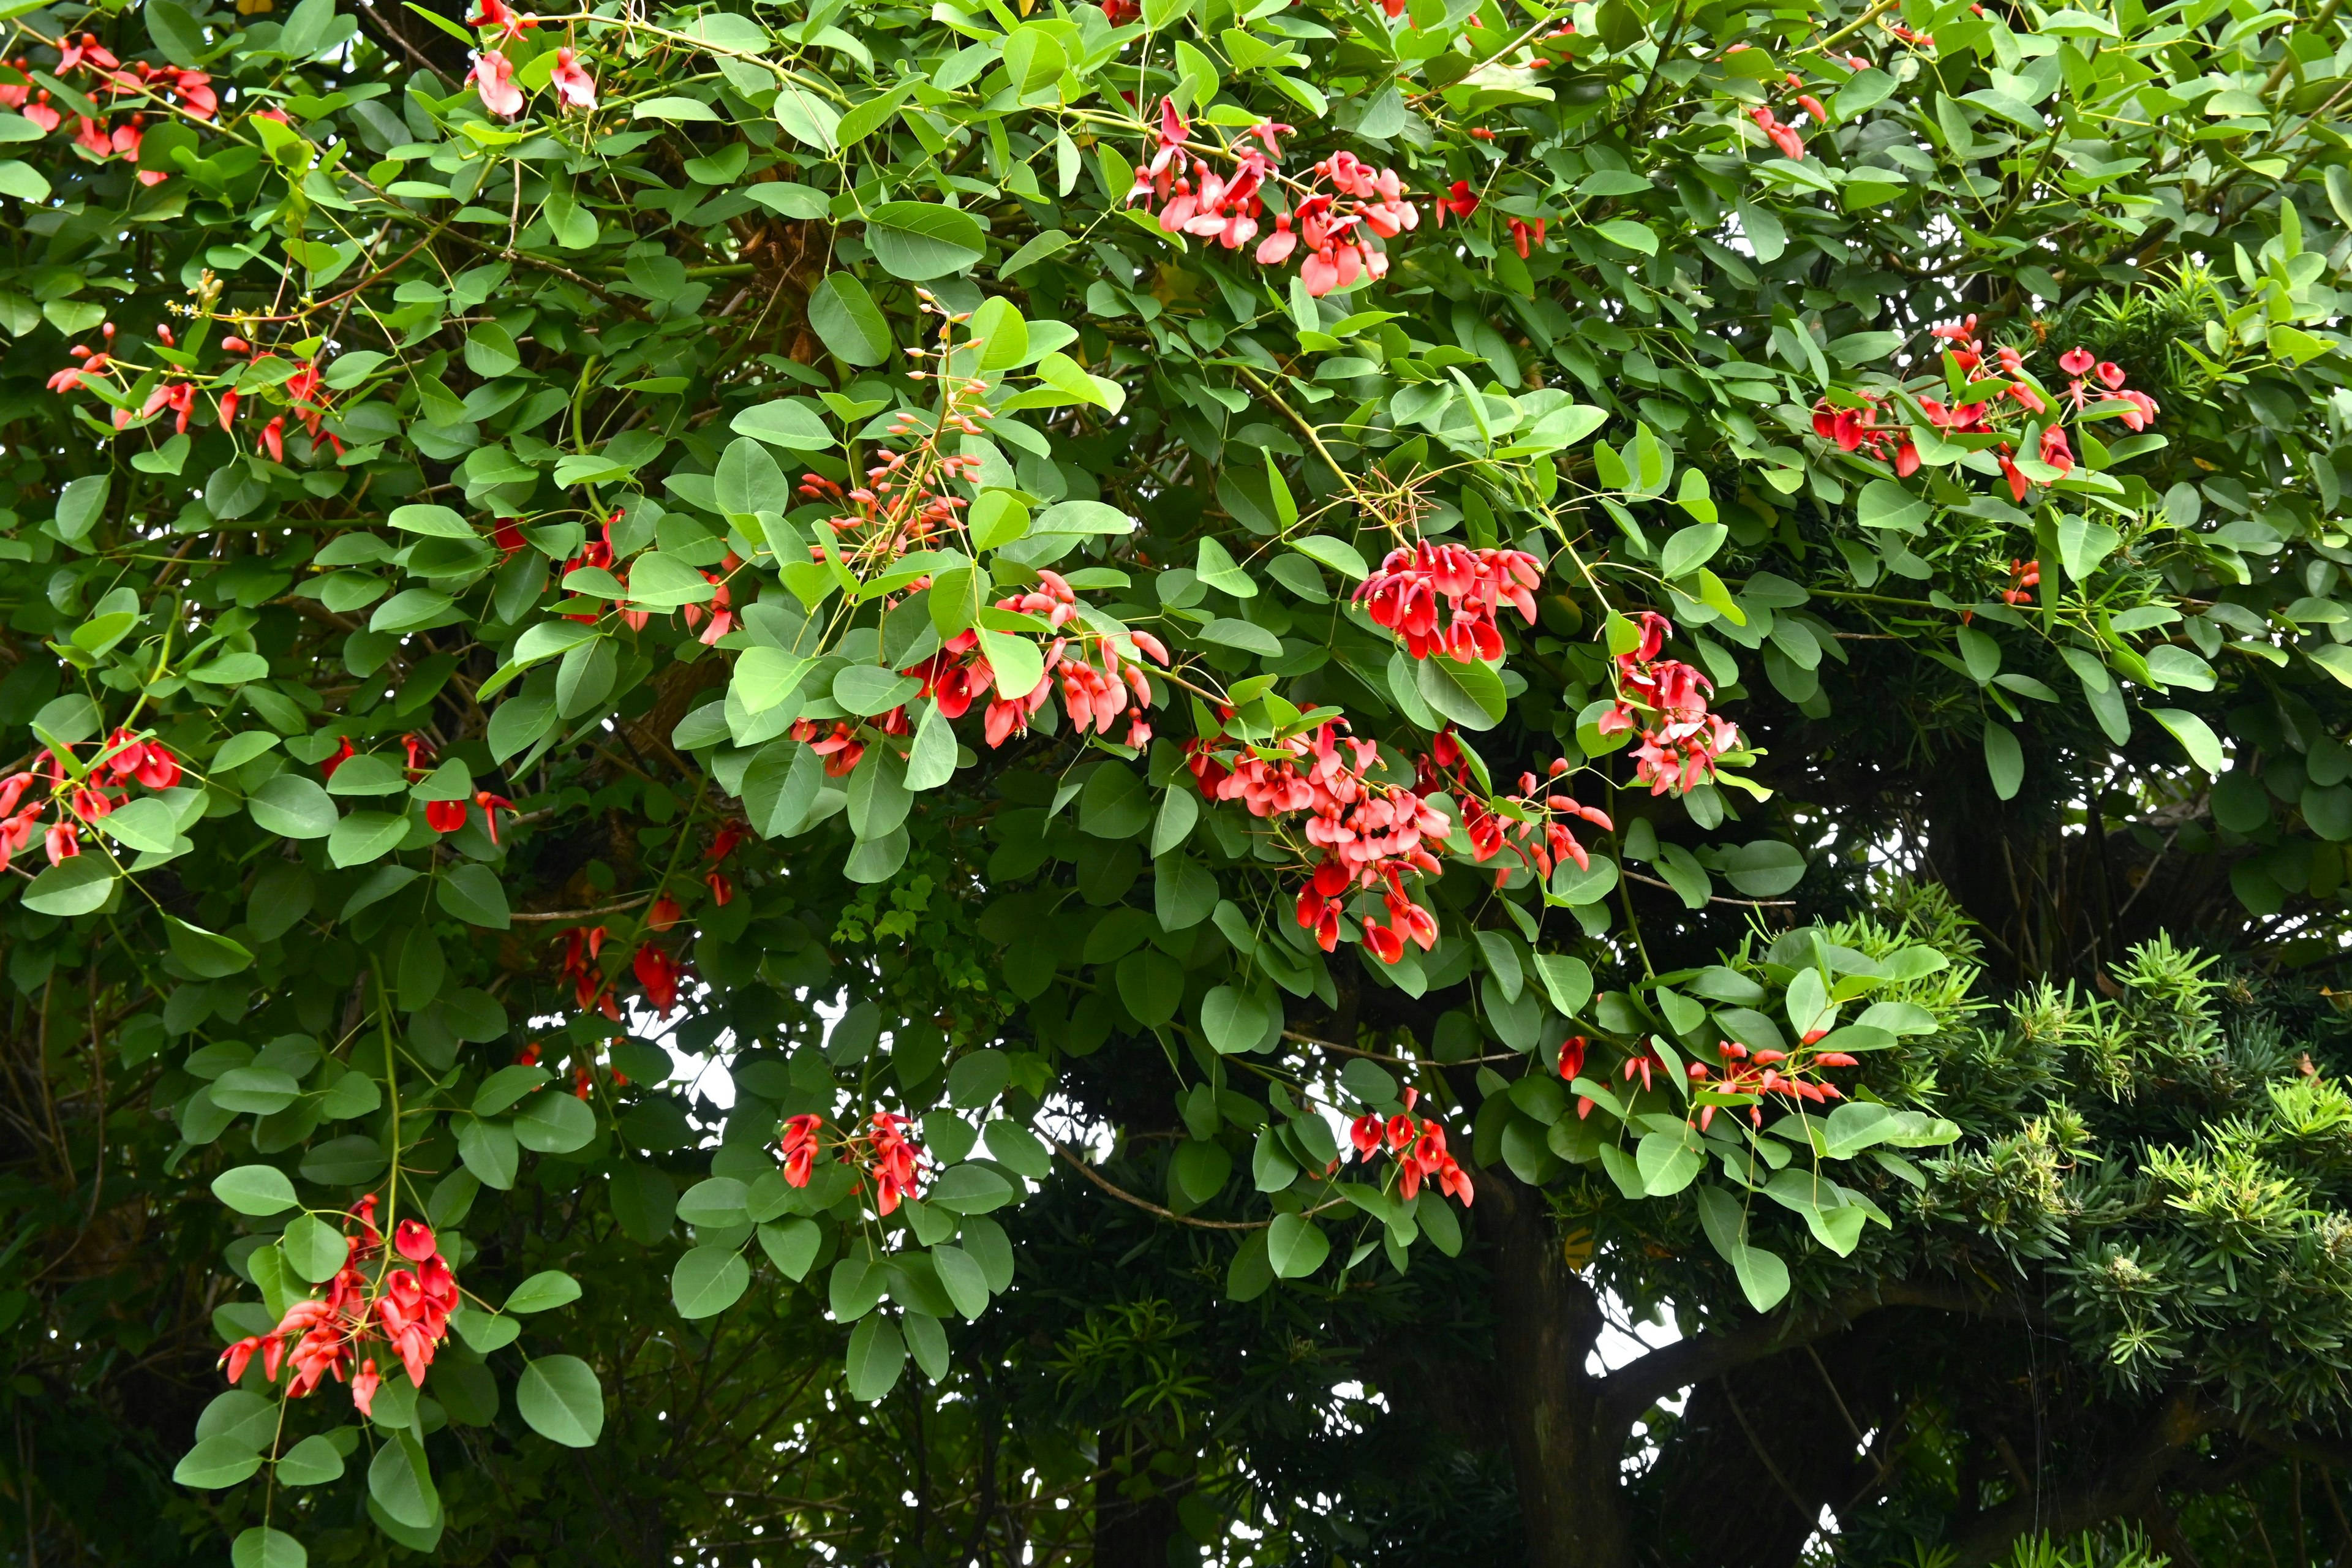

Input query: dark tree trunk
[1093,1476,1177,1567]
[1479,1174,1635,1568]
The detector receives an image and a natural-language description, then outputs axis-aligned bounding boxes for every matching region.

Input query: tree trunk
[1479,1175,1635,1568]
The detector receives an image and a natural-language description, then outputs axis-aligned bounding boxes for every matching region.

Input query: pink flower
[1255,214,1297,265]
[551,48,597,111]
[2057,345,2094,377]
[472,50,524,119]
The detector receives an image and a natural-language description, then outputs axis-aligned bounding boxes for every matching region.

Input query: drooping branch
[1597,1277,2033,1425]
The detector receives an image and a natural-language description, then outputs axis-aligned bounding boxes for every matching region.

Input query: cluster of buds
[1596,612,1743,797]
[901,570,1169,750]
[219,1205,459,1420]
[1686,1038,1858,1129]
[467,1,597,118]
[1356,540,1543,663]
[1743,71,1829,160]
[799,295,993,557]
[1999,557,2041,606]
[1447,753,1616,888]
[0,728,184,873]
[1197,719,1453,963]
[781,1112,928,1215]
[1128,102,1419,297]
[1347,1090,1473,1205]
[1,36,217,186]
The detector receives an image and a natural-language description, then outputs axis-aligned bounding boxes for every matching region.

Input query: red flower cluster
[559,925,619,1017]
[0,728,183,873]
[2057,344,2158,429]
[220,1205,459,1420]
[466,2,595,118]
[901,570,1169,750]
[780,1112,928,1215]
[1809,391,1920,477]
[1199,720,1453,963]
[1,36,216,187]
[1348,1091,1473,1205]
[1685,1038,1857,1130]
[1596,612,1742,797]
[1127,101,1417,297]
[1357,540,1542,662]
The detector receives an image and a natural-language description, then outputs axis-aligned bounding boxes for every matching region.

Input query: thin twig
[509,892,656,923]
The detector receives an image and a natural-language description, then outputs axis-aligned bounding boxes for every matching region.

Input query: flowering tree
[5,0,2352,1561]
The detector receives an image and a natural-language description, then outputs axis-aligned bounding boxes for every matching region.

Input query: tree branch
[1598,1276,2030,1423]
[1945,1391,2217,1567]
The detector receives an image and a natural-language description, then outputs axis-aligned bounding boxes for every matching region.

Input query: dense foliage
[7,0,2352,1559]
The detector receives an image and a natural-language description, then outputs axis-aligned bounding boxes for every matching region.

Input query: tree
[2,0,2351,1561]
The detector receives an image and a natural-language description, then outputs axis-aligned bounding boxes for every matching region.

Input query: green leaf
[1982,721,2022,800]
[437,864,511,929]
[272,1435,345,1488]
[23,858,113,916]
[212,1164,298,1215]
[673,1243,752,1319]
[248,774,337,839]
[504,1270,582,1313]
[845,1314,907,1401]
[516,1355,605,1446]
[175,1435,265,1489]
[732,398,837,451]
[1289,535,1369,579]
[1265,1212,1330,1278]
[281,1213,347,1281]
[1659,523,1727,581]
[368,1432,440,1530]
[1530,954,1593,1017]
[390,503,474,539]
[513,1091,596,1153]
[1591,219,1657,254]
[806,273,892,366]
[1416,656,1507,731]
[865,202,986,281]
[2149,708,2224,774]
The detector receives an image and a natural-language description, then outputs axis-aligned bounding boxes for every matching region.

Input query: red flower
[633,943,683,1016]
[473,791,514,845]
[320,738,355,779]
[255,416,284,463]
[1557,1036,1588,1082]
[704,871,734,906]
[2057,345,2094,377]
[466,0,537,40]
[781,1114,823,1186]
[394,1219,436,1262]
